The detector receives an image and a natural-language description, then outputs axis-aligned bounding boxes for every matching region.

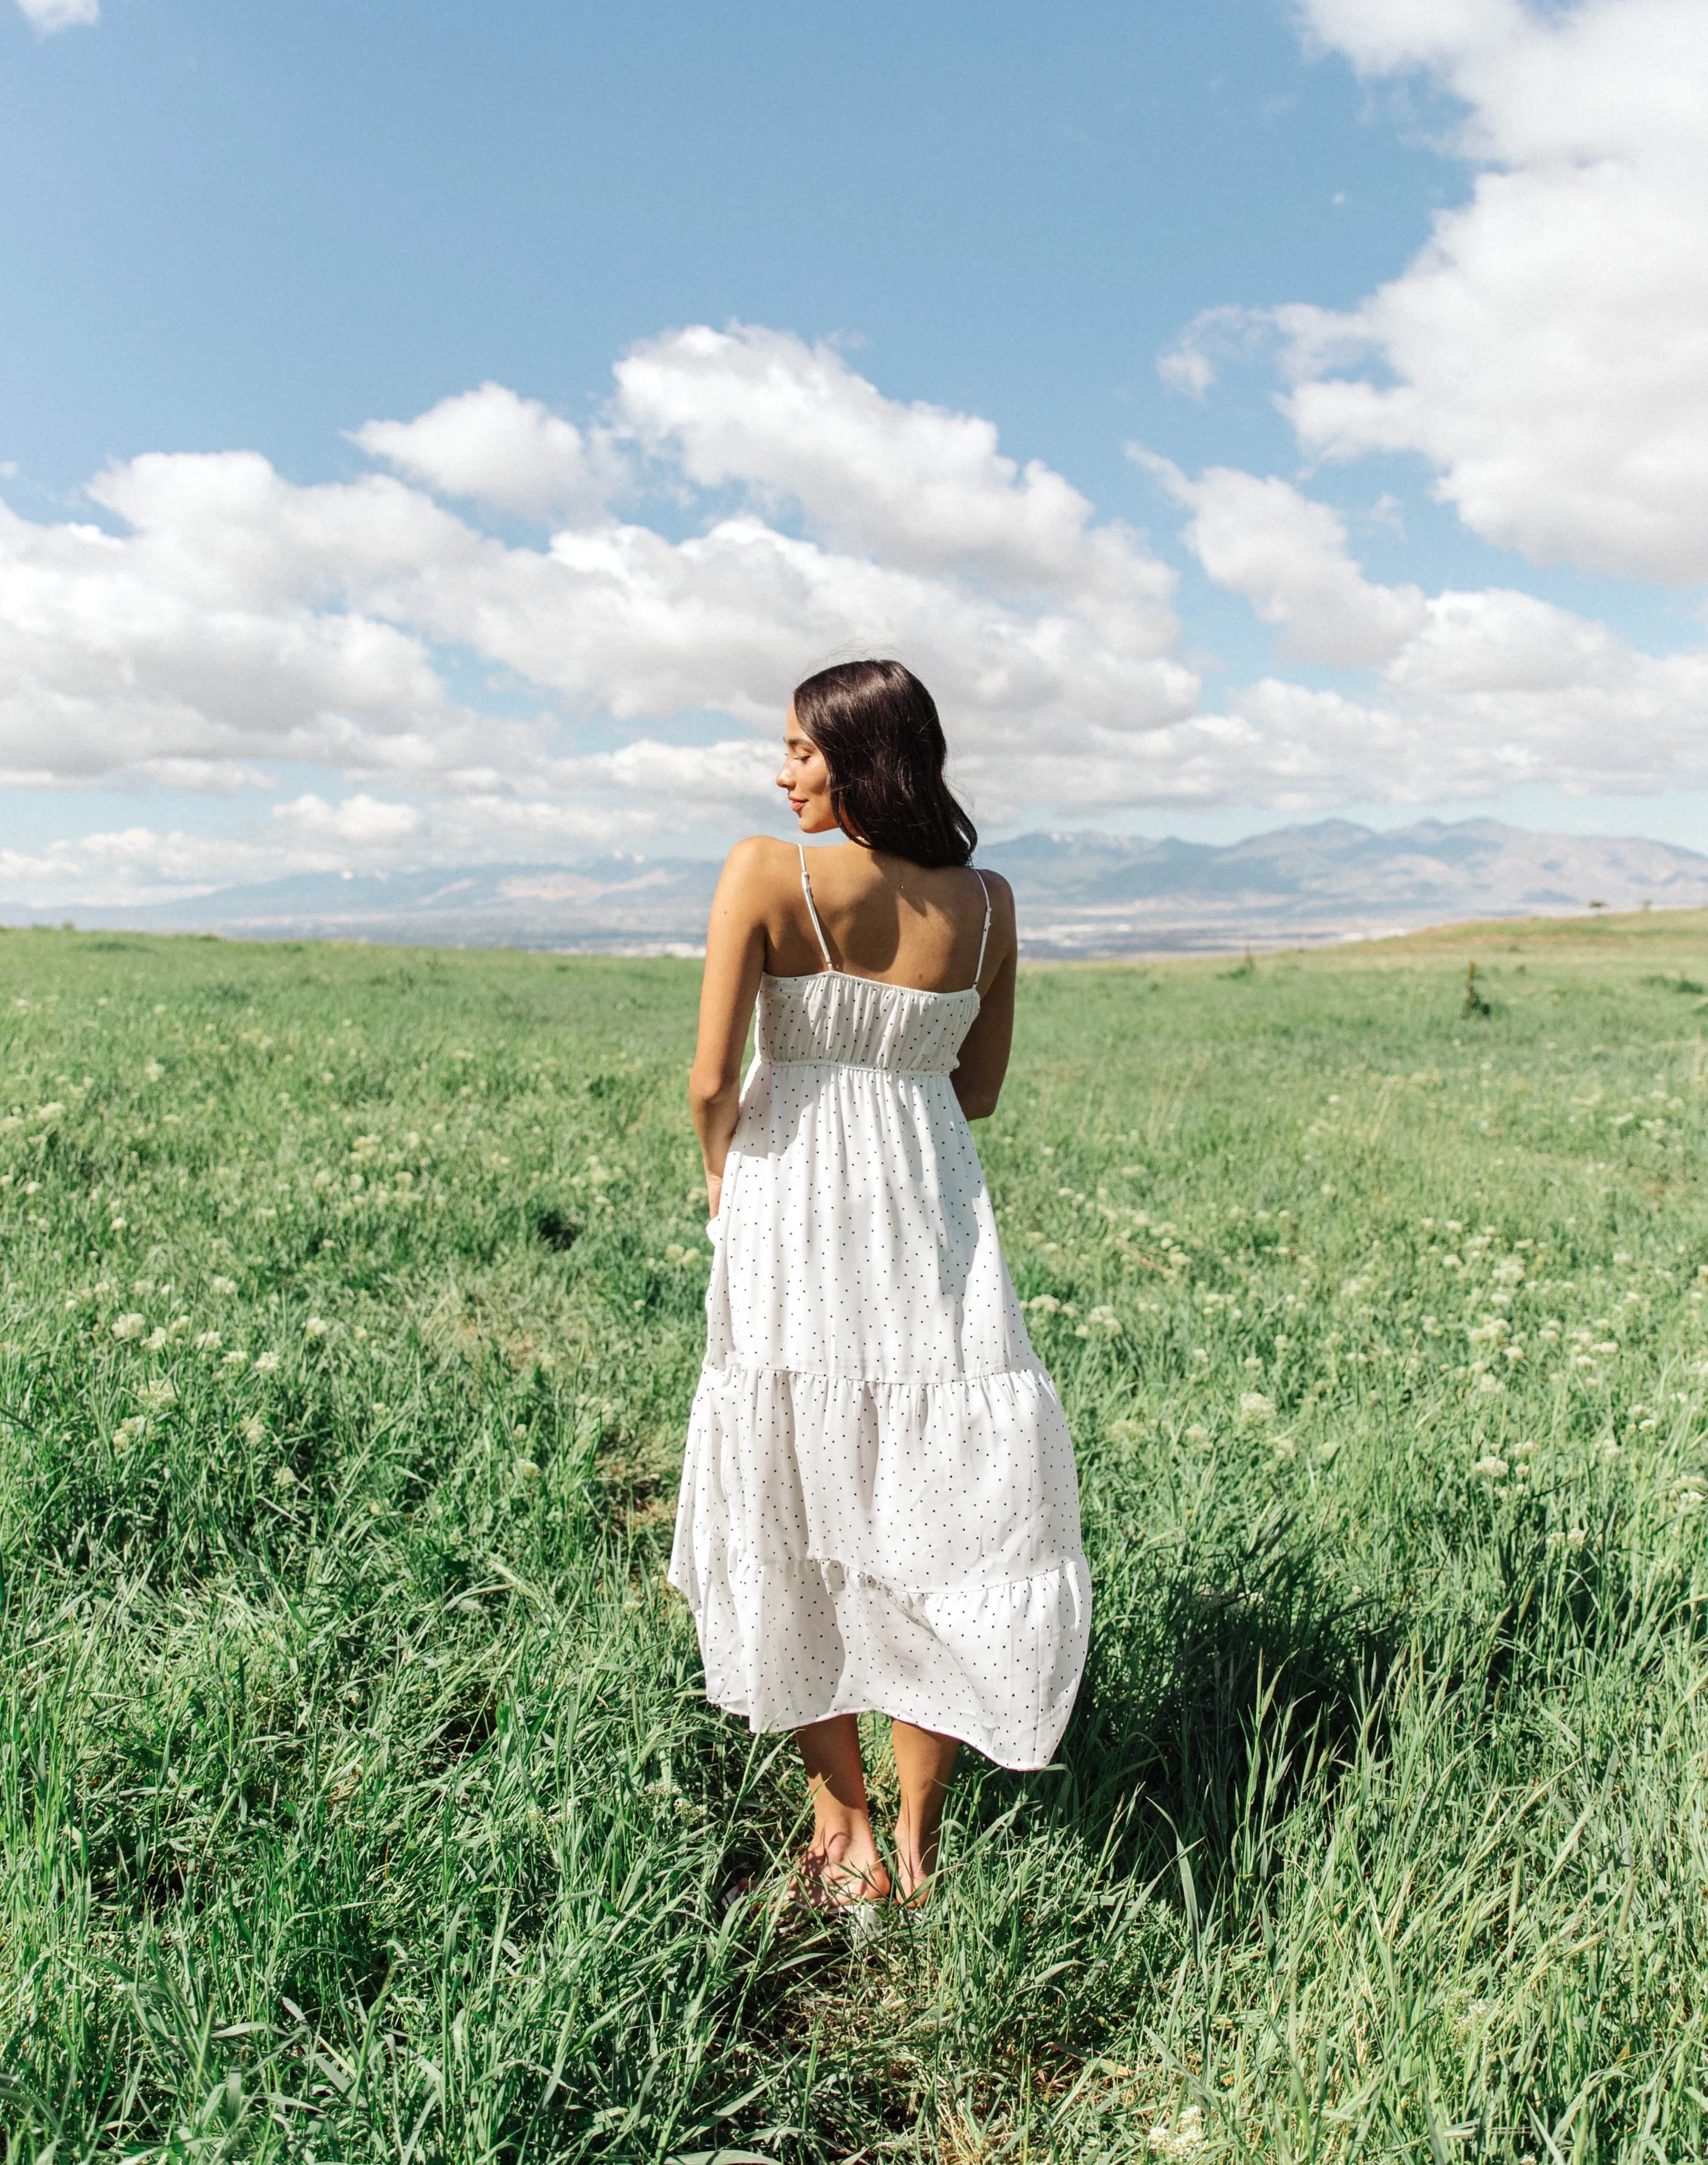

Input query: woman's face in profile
[777,706,838,835]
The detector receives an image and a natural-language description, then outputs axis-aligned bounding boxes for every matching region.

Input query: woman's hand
[705,1169,723,1221]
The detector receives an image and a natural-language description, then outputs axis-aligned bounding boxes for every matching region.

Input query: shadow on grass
[980,1503,1404,1911]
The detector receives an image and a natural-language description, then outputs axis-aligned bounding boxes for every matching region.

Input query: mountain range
[12,818,1708,957]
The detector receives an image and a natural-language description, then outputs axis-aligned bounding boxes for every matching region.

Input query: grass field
[4,909,1708,2162]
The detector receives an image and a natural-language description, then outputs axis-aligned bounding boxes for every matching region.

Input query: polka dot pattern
[669,964,1091,1771]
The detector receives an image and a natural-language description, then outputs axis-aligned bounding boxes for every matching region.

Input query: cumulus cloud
[1146,455,1708,802]
[15,0,98,32]
[1136,455,1428,665]
[10,289,1708,903]
[0,336,1198,818]
[616,324,1176,614]
[354,383,623,523]
[0,746,784,910]
[1261,0,1708,583]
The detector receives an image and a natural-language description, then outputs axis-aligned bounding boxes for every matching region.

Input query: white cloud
[0,339,1198,816]
[11,298,1708,901]
[1136,455,1427,665]
[354,383,623,523]
[1266,0,1708,582]
[1149,456,1708,802]
[15,0,98,32]
[616,323,1175,615]
[0,743,784,910]
[271,793,427,849]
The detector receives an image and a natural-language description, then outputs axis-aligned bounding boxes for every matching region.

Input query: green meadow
[4,910,1708,2162]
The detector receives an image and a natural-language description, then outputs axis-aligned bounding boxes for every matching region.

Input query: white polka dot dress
[668,852,1090,1770]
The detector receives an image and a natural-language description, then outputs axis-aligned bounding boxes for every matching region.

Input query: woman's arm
[951,873,1017,1121]
[689,839,774,1217]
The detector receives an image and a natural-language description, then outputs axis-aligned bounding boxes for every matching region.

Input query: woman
[670,659,1090,1911]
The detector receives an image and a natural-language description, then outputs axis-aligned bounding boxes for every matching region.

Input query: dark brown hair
[791,659,977,869]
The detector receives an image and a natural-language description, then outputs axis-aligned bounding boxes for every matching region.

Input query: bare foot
[890,1835,932,1906]
[795,1834,891,1910]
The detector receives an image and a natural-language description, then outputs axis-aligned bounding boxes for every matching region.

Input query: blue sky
[4,0,1706,900]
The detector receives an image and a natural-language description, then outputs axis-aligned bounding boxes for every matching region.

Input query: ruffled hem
[667,1545,1090,1771]
[670,1355,1091,1768]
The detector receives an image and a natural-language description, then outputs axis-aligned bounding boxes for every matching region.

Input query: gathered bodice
[756,970,980,1077]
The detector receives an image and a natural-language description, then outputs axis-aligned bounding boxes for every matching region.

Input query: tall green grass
[3,917,1707,2161]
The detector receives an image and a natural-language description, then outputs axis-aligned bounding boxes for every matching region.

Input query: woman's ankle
[890,1815,940,1894]
[809,1817,880,1867]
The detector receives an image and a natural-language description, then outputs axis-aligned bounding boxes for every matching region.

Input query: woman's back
[756,838,1001,994]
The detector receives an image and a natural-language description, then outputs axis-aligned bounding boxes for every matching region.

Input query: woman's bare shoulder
[717,834,799,901]
[974,866,1016,919]
[721,834,797,868]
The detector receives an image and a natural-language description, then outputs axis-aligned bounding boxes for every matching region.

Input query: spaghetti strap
[797,843,834,972]
[970,869,993,991]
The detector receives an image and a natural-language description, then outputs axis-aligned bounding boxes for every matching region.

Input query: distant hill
[12,819,1708,956]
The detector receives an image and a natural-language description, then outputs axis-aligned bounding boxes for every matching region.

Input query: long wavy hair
[790,659,977,869]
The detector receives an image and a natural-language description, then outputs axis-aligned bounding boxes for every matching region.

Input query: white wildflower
[272,1465,299,1489]
[111,1313,145,1341]
[241,1416,268,1447]
[253,1351,281,1373]
[1239,1391,1276,1422]
[193,1331,221,1352]
[1148,2105,1205,2158]
[222,1350,248,1369]
[209,1275,237,1296]
[143,1328,168,1352]
[303,1316,329,1338]
[112,1416,146,1449]
[1472,1455,1508,1478]
[137,1380,177,1410]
